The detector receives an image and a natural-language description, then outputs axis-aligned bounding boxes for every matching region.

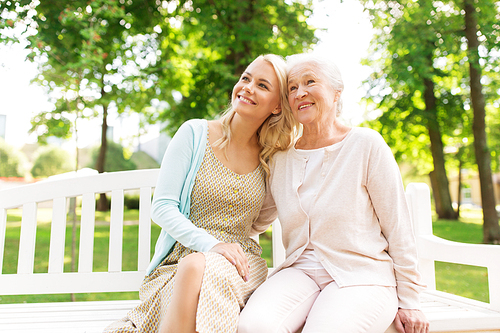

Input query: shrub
[0,138,26,177]
[124,194,140,210]
[88,141,137,172]
[31,145,74,178]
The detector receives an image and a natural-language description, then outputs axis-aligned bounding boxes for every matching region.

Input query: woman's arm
[249,177,278,237]
[366,135,425,310]
[151,120,221,252]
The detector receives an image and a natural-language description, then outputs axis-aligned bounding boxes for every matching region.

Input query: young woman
[104,54,298,333]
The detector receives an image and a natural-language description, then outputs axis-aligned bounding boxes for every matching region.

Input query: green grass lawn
[432,208,489,303]
[1,207,493,304]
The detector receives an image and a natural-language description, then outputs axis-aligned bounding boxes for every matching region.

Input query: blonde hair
[214,54,300,177]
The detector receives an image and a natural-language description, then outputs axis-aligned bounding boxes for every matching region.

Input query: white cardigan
[253,127,425,309]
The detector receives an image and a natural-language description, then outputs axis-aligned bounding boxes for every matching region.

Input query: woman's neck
[228,116,260,148]
[296,122,351,150]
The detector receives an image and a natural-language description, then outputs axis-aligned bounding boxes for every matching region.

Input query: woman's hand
[394,308,429,333]
[209,242,250,282]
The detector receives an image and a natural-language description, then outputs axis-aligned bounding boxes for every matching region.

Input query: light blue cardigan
[147,119,221,275]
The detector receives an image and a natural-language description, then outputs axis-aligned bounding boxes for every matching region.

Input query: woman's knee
[178,252,206,278]
[238,268,319,333]
[238,307,276,333]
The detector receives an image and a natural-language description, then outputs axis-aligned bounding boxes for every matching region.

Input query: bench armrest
[417,234,500,311]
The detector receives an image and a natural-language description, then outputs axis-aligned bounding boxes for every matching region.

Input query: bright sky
[0,0,373,149]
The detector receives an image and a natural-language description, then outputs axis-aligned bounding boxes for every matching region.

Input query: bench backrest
[0,168,285,296]
[2,169,498,313]
[0,169,159,295]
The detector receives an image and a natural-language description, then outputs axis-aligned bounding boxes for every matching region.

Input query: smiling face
[287,62,339,127]
[231,57,281,124]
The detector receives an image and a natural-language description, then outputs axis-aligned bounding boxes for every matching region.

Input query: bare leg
[159,253,206,333]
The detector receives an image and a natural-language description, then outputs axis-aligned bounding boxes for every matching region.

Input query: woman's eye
[289,86,297,92]
[259,83,269,89]
[241,76,250,81]
[307,79,315,85]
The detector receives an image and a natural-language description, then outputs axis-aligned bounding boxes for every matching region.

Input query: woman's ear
[334,90,342,102]
[272,104,282,115]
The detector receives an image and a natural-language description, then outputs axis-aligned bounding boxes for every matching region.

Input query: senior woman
[238,53,429,333]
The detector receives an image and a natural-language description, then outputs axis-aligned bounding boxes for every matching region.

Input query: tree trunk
[464,0,500,243]
[96,100,109,212]
[424,77,458,219]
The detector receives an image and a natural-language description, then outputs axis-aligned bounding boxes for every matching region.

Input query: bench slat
[109,189,124,273]
[271,219,285,266]
[405,183,437,290]
[0,169,160,210]
[48,197,67,274]
[138,186,152,271]
[0,293,499,333]
[0,271,145,295]
[0,300,141,333]
[79,192,96,273]
[17,202,37,274]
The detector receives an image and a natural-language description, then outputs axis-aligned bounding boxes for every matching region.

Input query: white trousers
[238,265,398,333]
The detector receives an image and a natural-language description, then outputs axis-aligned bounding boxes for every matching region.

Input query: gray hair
[286,52,344,115]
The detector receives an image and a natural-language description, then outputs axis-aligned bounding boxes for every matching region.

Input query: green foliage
[0,138,26,177]
[0,0,176,174]
[361,0,500,176]
[151,0,318,134]
[29,111,72,144]
[361,1,467,174]
[88,141,136,172]
[31,145,74,178]
[130,150,160,169]
[123,194,140,210]
[487,106,500,172]
[1,0,318,167]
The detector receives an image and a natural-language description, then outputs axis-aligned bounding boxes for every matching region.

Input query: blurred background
[0,0,499,243]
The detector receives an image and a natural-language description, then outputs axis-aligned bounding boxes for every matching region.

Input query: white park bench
[0,169,499,332]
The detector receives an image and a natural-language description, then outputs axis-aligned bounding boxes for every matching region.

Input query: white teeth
[239,96,254,104]
[299,104,313,110]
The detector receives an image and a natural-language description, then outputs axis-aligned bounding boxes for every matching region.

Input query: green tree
[88,141,136,172]
[362,0,500,242]
[361,0,462,219]
[155,0,317,134]
[0,138,26,177]
[1,0,316,208]
[31,145,74,178]
[462,0,500,243]
[0,0,175,210]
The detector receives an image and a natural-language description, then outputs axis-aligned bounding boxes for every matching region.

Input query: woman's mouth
[298,103,314,110]
[238,95,256,105]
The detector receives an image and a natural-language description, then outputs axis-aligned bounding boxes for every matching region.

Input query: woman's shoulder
[349,127,387,146]
[174,119,208,137]
[179,118,207,131]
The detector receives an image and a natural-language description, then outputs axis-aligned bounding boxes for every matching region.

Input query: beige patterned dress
[104,137,269,333]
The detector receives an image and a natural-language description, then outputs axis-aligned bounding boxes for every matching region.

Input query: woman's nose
[296,86,308,99]
[242,83,254,93]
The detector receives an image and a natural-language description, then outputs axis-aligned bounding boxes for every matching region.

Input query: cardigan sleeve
[150,120,221,252]
[249,184,278,237]
[365,134,426,309]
